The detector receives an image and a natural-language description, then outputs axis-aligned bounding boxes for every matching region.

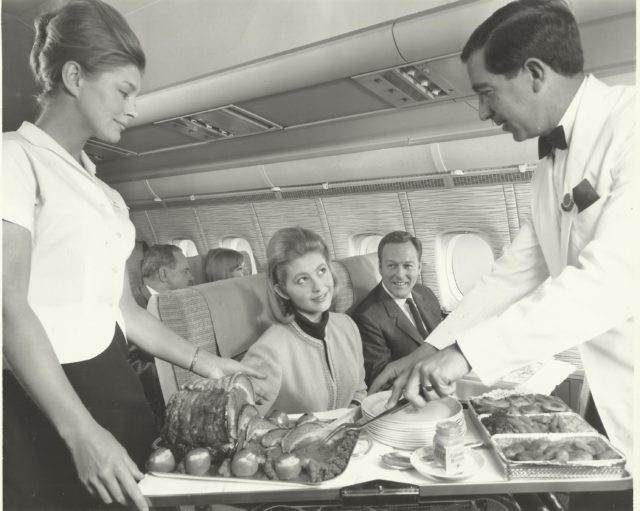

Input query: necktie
[407,298,429,340]
[538,125,568,159]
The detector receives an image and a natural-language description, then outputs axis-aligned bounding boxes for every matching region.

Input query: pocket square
[572,178,600,213]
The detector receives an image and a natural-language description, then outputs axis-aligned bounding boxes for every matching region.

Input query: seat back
[337,253,380,313]
[187,254,206,285]
[154,254,380,401]
[126,241,148,307]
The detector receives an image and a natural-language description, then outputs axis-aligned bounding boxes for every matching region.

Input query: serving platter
[150,410,366,485]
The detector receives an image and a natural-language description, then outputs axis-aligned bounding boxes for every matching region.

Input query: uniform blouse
[2,122,135,363]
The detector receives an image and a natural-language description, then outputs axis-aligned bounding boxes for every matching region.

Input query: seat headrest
[337,253,380,310]
[187,255,206,285]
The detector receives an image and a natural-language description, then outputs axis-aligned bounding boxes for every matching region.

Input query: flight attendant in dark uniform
[2,1,263,509]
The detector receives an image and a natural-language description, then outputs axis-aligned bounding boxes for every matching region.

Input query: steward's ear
[60,61,82,97]
[274,283,289,300]
[523,58,546,93]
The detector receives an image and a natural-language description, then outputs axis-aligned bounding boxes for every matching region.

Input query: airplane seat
[330,260,354,313]
[187,254,206,285]
[153,273,274,401]
[336,253,381,314]
[125,240,148,308]
[153,254,381,403]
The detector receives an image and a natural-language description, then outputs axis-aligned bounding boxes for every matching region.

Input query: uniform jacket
[427,75,636,462]
[352,282,443,386]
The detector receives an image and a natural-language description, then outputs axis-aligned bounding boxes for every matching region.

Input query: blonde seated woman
[242,227,367,414]
[204,247,246,282]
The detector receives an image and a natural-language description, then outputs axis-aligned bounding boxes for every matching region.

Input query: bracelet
[189,347,200,372]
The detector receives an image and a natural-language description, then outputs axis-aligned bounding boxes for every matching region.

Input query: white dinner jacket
[428,75,637,463]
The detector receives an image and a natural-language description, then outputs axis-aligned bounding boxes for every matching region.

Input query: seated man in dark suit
[352,231,442,386]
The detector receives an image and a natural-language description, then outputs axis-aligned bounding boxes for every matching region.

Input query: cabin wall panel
[252,198,330,257]
[130,210,157,246]
[407,186,512,294]
[315,198,337,259]
[503,184,521,241]
[514,183,533,227]
[195,204,265,268]
[146,208,208,255]
[320,193,406,260]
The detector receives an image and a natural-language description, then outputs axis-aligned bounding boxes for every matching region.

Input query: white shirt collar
[146,285,159,296]
[382,281,411,307]
[18,121,97,176]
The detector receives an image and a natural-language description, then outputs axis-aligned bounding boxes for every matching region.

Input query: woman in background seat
[242,226,367,414]
[2,2,262,509]
[204,247,247,282]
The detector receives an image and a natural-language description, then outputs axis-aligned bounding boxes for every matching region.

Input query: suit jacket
[427,75,635,461]
[352,282,443,386]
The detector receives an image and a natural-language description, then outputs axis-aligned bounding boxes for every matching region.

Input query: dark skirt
[3,324,159,510]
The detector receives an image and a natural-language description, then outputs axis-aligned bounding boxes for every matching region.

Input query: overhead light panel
[352,60,457,108]
[155,105,282,142]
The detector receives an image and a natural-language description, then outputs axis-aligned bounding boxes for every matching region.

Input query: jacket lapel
[378,286,423,346]
[411,290,439,333]
[532,158,564,277]
[558,75,609,265]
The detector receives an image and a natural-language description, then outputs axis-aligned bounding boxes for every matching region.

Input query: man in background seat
[351,231,443,386]
[130,244,194,426]
[140,244,194,303]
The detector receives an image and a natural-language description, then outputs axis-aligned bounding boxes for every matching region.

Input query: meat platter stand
[138,411,633,509]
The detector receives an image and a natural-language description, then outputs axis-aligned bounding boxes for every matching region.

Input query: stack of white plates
[361,391,465,450]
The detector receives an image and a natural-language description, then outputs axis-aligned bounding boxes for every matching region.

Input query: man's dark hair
[461,0,583,77]
[377,231,422,262]
[141,244,182,279]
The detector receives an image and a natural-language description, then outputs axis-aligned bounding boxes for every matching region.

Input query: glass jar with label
[433,420,465,474]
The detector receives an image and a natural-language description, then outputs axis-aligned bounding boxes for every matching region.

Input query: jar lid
[435,420,464,437]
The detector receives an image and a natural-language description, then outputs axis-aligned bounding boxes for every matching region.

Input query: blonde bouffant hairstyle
[266,226,338,324]
[30,0,145,104]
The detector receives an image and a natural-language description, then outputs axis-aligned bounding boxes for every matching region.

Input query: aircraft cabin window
[171,238,199,257]
[436,232,495,313]
[220,236,257,275]
[352,234,383,256]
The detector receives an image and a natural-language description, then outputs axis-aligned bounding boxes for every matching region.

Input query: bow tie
[538,125,568,159]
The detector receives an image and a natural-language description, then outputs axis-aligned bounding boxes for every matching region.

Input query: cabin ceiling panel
[580,14,636,74]
[147,166,272,200]
[436,133,538,171]
[145,208,208,255]
[112,181,158,203]
[127,0,443,95]
[236,80,392,127]
[99,100,491,183]
[407,186,511,292]
[252,199,329,256]
[264,145,434,188]
[194,204,265,264]
[321,193,406,260]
